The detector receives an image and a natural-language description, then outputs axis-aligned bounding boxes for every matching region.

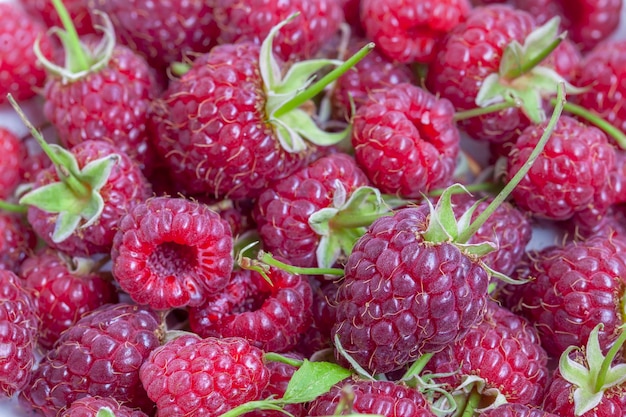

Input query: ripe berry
[60,395,149,417]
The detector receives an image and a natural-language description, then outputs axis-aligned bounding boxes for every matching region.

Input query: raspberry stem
[258,250,344,276]
[7,94,91,199]
[401,352,435,381]
[0,200,27,213]
[551,99,626,149]
[330,212,393,229]
[51,0,90,72]
[272,42,375,118]
[595,325,626,392]
[428,182,499,197]
[453,101,517,122]
[264,352,304,367]
[460,388,482,417]
[457,82,566,244]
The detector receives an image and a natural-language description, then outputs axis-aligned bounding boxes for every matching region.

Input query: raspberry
[111,197,234,310]
[0,212,36,273]
[481,403,559,417]
[139,334,270,417]
[60,396,149,417]
[0,127,22,200]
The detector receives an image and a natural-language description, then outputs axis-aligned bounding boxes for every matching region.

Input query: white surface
[1,2,626,416]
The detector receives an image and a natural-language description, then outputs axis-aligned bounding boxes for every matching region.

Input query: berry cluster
[2,1,626,417]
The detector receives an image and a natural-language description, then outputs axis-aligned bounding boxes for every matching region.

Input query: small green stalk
[428,182,499,198]
[401,353,434,381]
[7,95,91,199]
[457,82,566,244]
[460,388,482,417]
[453,101,517,122]
[259,251,344,276]
[595,327,626,392]
[330,211,393,229]
[51,0,90,72]
[272,42,375,118]
[264,352,304,368]
[551,99,626,149]
[0,200,28,214]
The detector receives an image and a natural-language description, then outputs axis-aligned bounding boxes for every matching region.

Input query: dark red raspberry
[351,83,460,198]
[0,128,22,200]
[43,42,159,172]
[332,206,489,374]
[188,266,312,353]
[295,279,339,356]
[574,40,626,144]
[481,403,559,417]
[139,334,270,417]
[360,0,471,64]
[112,197,234,310]
[214,0,344,61]
[308,379,436,416]
[19,248,119,350]
[505,234,626,359]
[254,153,370,268]
[94,0,219,72]
[0,212,37,273]
[19,303,161,417]
[20,0,95,35]
[0,2,54,103]
[26,140,151,257]
[425,301,549,407]
[60,395,149,417]
[426,5,536,143]
[331,39,416,121]
[0,269,38,399]
[506,116,616,220]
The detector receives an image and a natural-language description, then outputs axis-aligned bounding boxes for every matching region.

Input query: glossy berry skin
[0,2,54,104]
[213,0,344,61]
[0,269,38,398]
[308,379,436,417]
[95,0,219,72]
[27,140,151,257]
[426,5,536,143]
[0,213,36,273]
[506,234,626,359]
[19,248,119,350]
[0,128,22,200]
[426,301,549,407]
[188,266,312,352]
[352,83,460,198]
[139,334,270,417]
[361,0,471,64]
[481,403,559,417]
[543,356,626,416]
[254,153,370,268]
[574,40,626,143]
[43,44,158,172]
[332,206,489,375]
[506,116,616,221]
[150,42,309,200]
[19,303,160,417]
[112,197,234,311]
[60,395,149,417]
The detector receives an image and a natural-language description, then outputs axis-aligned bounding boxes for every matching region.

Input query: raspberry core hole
[148,242,198,277]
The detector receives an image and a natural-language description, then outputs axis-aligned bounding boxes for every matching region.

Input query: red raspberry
[0,2,54,104]
[253,153,370,268]
[574,40,626,144]
[351,83,460,198]
[0,269,38,398]
[19,248,119,350]
[0,127,22,200]
[308,379,436,416]
[360,0,471,64]
[60,396,149,417]
[481,403,559,417]
[43,42,159,172]
[112,197,234,310]
[331,39,416,120]
[295,279,339,357]
[214,0,344,61]
[332,206,489,374]
[506,116,616,220]
[0,212,37,273]
[188,266,312,352]
[426,5,536,143]
[94,0,219,72]
[26,140,151,257]
[139,334,270,417]
[19,303,161,417]
[506,234,626,359]
[20,0,95,35]
[426,301,549,407]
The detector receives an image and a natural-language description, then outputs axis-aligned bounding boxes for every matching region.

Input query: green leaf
[281,360,352,404]
[19,182,86,214]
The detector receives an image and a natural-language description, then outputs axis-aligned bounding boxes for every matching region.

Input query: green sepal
[559,324,626,416]
[95,408,115,417]
[333,334,375,381]
[456,241,496,258]
[19,182,85,214]
[273,108,351,153]
[49,144,82,178]
[282,360,352,404]
[423,183,470,243]
[53,212,82,243]
[478,260,527,286]
[271,58,343,98]
[449,375,509,415]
